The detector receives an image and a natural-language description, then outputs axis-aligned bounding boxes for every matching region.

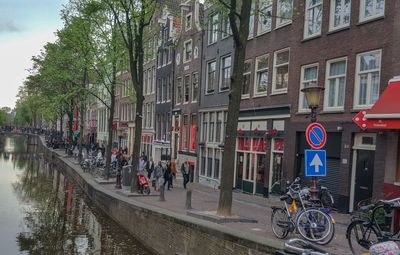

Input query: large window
[354,50,381,108]
[184,40,192,63]
[304,0,323,39]
[221,16,231,38]
[206,60,216,92]
[257,0,272,35]
[192,73,199,102]
[360,0,385,22]
[324,58,347,111]
[254,54,269,96]
[299,64,319,111]
[272,48,290,94]
[276,0,293,27]
[242,60,252,97]
[248,3,255,38]
[184,75,190,103]
[330,0,351,31]
[202,113,208,142]
[209,112,215,142]
[181,115,189,151]
[176,77,183,105]
[220,55,232,91]
[216,112,223,142]
[208,13,219,44]
[162,77,167,102]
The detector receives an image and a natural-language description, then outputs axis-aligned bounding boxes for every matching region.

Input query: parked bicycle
[271,177,334,243]
[346,197,400,254]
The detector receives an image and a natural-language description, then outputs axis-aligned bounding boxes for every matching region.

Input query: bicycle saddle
[280,194,290,201]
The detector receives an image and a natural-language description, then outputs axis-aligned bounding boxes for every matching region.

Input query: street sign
[305,149,326,177]
[305,123,327,149]
[353,110,400,130]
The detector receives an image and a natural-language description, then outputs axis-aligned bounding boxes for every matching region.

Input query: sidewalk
[54,147,353,255]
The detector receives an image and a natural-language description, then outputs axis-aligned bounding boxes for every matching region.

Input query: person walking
[163,161,172,190]
[181,161,190,189]
[153,161,163,191]
[147,157,154,179]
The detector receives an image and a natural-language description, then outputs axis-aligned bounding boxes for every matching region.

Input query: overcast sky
[0,0,67,109]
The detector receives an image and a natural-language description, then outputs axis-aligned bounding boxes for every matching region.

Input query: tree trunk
[78,69,88,163]
[105,76,116,180]
[217,0,251,216]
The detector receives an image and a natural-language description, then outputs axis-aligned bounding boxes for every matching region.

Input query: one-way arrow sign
[305,150,326,177]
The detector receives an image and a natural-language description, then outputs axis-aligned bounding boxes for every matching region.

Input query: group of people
[136,153,194,192]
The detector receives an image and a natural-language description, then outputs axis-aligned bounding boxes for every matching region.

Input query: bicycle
[275,238,329,255]
[271,177,333,243]
[346,197,400,255]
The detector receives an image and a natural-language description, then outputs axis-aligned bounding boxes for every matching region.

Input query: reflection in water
[0,136,152,255]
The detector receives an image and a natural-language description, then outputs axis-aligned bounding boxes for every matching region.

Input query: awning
[353,77,400,130]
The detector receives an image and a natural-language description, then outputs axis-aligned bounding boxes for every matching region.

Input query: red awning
[353,77,400,130]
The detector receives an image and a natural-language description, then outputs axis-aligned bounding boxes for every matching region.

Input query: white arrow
[310,154,323,173]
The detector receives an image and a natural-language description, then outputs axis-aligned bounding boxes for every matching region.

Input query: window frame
[329,0,351,31]
[185,12,192,31]
[323,57,347,111]
[219,55,232,92]
[242,59,252,99]
[257,0,272,36]
[272,48,290,95]
[208,13,219,45]
[191,72,199,102]
[183,39,193,63]
[359,0,385,22]
[206,60,217,94]
[253,54,269,97]
[276,0,293,28]
[298,63,319,112]
[304,0,323,39]
[176,77,183,105]
[353,49,382,109]
[183,74,190,104]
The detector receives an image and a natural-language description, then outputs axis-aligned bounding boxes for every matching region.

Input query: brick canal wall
[34,135,279,255]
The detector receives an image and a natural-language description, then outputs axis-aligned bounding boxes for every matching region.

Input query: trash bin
[122,165,132,190]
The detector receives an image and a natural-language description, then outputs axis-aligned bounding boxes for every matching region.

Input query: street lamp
[301,82,324,123]
[301,82,324,201]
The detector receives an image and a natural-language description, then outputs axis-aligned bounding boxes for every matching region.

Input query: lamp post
[301,82,324,201]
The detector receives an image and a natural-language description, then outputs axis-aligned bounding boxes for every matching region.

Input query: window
[163,48,167,66]
[192,73,199,102]
[216,112,223,142]
[248,3,255,38]
[184,40,192,63]
[143,70,147,95]
[276,0,293,27]
[360,0,385,22]
[168,46,172,64]
[209,112,215,142]
[354,50,381,108]
[152,67,156,93]
[162,77,167,102]
[257,0,272,35]
[220,55,232,91]
[206,60,216,92]
[190,115,197,152]
[299,64,319,111]
[272,48,290,94]
[324,58,347,110]
[148,68,152,95]
[184,75,190,103]
[242,60,251,97]
[254,55,269,96]
[185,13,192,31]
[330,0,351,31]
[202,113,208,142]
[146,104,150,127]
[221,16,231,38]
[182,115,189,151]
[304,0,323,39]
[176,77,183,104]
[208,13,219,44]
[157,78,161,102]
[167,75,172,101]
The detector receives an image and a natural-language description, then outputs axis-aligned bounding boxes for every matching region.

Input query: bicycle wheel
[296,208,332,242]
[317,218,335,245]
[271,208,290,239]
[346,220,381,255]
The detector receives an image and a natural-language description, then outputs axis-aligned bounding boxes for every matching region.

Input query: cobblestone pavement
[54,148,356,255]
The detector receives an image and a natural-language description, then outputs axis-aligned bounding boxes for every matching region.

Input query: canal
[0,135,153,255]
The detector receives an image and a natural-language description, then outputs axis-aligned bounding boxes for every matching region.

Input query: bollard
[185,188,192,210]
[159,183,166,201]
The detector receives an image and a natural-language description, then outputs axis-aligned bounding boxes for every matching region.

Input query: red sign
[305,122,327,149]
[353,110,400,130]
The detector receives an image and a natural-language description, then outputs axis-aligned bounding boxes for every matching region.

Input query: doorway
[350,133,376,212]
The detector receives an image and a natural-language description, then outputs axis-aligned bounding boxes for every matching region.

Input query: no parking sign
[305,123,327,149]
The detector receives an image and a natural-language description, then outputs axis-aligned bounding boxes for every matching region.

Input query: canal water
[0,135,153,255]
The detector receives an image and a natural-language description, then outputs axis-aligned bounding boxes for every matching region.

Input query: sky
[0,0,68,109]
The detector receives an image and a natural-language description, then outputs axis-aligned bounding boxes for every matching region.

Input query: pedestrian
[163,161,172,190]
[153,161,163,191]
[147,157,154,179]
[181,161,190,189]
[138,156,146,176]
